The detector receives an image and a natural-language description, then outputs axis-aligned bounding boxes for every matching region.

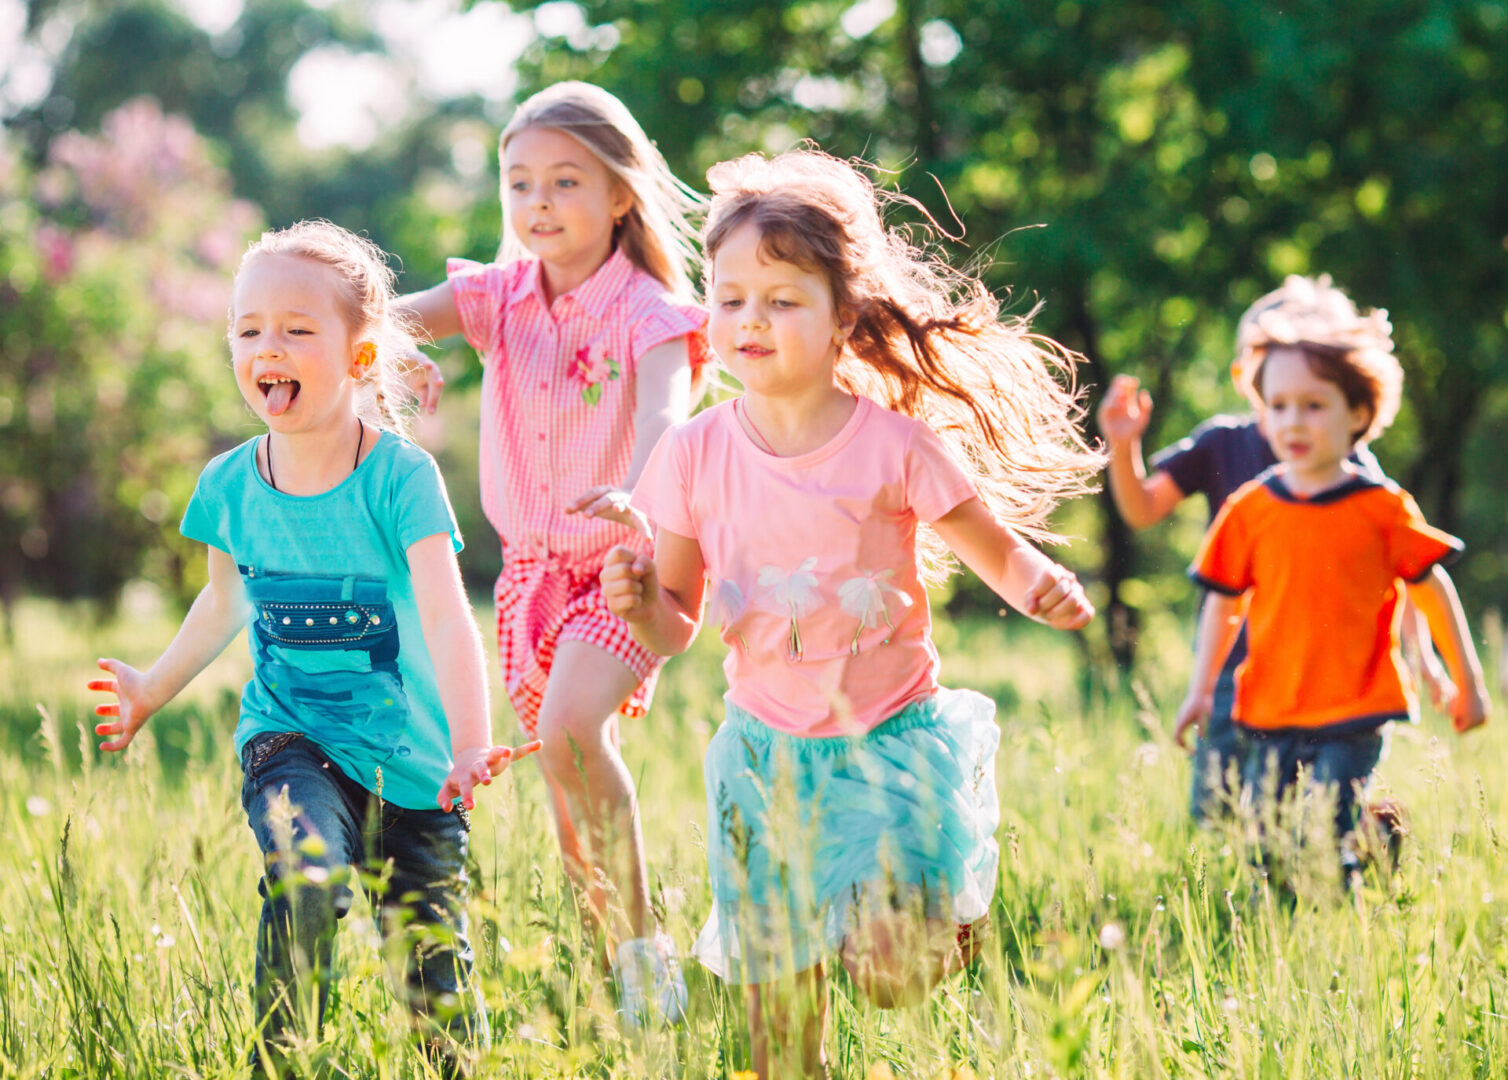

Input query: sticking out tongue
[264,381,298,416]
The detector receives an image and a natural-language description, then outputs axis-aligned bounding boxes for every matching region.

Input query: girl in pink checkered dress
[398,82,707,1024]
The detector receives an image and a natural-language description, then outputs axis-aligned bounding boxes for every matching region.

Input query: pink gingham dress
[447,249,707,735]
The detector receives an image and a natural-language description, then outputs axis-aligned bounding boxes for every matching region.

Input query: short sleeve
[394,458,463,554]
[630,426,697,539]
[445,258,509,359]
[904,423,978,523]
[1148,426,1209,499]
[628,301,709,371]
[1385,489,1462,583]
[180,471,230,553]
[1189,495,1253,596]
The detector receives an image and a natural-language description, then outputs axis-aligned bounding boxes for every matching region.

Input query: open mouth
[259,376,300,417]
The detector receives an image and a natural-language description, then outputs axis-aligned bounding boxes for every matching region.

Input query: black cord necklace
[266,419,364,492]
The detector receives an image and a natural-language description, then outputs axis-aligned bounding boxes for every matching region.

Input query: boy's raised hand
[1022,564,1094,630]
[1097,374,1154,449]
[600,546,659,622]
[89,658,159,752]
[437,739,542,811]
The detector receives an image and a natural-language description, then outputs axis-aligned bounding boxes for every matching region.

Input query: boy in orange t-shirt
[1174,304,1489,873]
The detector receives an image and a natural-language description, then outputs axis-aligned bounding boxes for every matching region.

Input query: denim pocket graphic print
[241,565,413,766]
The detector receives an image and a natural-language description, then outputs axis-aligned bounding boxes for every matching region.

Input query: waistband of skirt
[721,692,945,752]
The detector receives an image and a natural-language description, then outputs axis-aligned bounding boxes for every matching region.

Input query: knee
[841,927,939,1010]
[535,710,613,785]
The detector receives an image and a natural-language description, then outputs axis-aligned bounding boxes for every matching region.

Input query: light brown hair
[1236,275,1402,444]
[236,220,420,437]
[500,81,702,302]
[704,150,1103,574]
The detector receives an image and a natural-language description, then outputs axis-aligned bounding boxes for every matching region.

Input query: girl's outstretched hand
[404,352,446,415]
[600,546,659,622]
[566,486,651,536]
[437,739,542,811]
[89,658,159,752]
[1022,564,1094,630]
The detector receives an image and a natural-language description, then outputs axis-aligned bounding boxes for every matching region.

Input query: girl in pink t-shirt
[397,82,707,1025]
[602,150,1104,1078]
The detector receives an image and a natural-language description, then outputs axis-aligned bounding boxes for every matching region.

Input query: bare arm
[1174,591,1244,749]
[568,336,693,526]
[393,281,464,414]
[930,497,1093,630]
[90,546,249,751]
[1406,565,1490,733]
[599,527,707,657]
[1098,374,1184,529]
[409,532,539,809]
[395,280,463,345]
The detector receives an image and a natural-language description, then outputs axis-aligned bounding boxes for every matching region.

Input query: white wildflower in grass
[25,796,51,816]
[1098,922,1126,951]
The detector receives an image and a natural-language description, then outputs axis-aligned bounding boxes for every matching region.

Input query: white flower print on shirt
[837,569,913,653]
[708,578,751,652]
[757,557,821,661]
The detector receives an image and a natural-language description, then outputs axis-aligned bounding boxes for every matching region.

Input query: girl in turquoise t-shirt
[87,221,538,1075]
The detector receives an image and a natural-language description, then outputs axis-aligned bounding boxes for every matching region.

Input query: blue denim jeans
[239,732,485,1056]
[1240,725,1386,846]
[1189,625,1250,823]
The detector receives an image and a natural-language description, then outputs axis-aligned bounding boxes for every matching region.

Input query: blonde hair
[704,151,1103,573]
[1234,274,1402,443]
[235,220,420,438]
[500,81,702,301]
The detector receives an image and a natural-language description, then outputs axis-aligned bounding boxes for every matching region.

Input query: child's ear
[834,306,859,346]
[1350,402,1374,443]
[610,182,634,227]
[351,341,376,378]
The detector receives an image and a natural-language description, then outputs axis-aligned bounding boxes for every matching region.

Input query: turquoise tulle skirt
[693,688,1001,984]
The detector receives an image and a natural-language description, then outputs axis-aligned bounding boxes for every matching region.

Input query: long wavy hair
[499,81,703,302]
[703,150,1104,573]
[235,220,420,437]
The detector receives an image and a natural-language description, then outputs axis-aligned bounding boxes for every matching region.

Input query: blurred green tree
[0,98,261,627]
[500,0,1508,668]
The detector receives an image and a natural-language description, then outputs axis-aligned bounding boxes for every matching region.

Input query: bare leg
[841,910,962,1009]
[532,640,651,946]
[747,964,827,1079]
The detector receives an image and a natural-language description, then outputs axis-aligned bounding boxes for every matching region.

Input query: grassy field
[2,593,1506,1079]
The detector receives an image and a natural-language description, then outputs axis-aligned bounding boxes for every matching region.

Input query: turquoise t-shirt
[181,431,464,810]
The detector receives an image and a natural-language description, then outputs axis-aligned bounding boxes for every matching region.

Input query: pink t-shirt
[447,249,706,561]
[632,396,978,737]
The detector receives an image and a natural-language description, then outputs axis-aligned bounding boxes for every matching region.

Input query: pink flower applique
[571,340,620,405]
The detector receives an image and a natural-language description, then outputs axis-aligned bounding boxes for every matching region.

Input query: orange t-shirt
[1190,471,1461,734]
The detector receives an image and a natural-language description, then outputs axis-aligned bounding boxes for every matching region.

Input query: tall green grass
[2,595,1505,1078]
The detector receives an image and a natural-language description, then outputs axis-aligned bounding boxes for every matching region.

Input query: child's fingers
[94,703,120,718]
[512,738,543,760]
[436,778,459,811]
[87,678,118,694]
